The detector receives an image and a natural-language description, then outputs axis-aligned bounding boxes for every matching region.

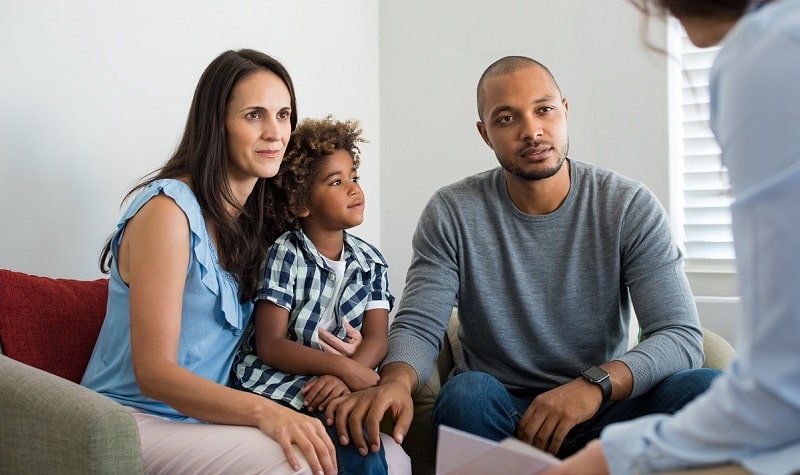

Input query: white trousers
[129,408,411,475]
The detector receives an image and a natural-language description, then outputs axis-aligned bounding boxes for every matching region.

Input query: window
[668,20,737,297]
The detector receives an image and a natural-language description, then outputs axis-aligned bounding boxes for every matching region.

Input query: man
[326,55,718,460]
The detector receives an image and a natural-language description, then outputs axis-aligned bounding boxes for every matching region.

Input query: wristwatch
[581,365,612,404]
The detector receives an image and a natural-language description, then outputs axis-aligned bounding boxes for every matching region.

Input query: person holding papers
[546,0,800,474]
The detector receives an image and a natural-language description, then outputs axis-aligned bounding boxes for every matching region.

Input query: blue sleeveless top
[81,179,254,421]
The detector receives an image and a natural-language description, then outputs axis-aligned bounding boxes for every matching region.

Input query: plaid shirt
[233,230,394,409]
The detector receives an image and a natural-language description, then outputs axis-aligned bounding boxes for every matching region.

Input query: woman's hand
[319,319,362,357]
[538,439,609,475]
[303,374,350,412]
[257,402,338,475]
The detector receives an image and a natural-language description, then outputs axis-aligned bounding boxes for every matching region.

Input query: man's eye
[497,115,513,124]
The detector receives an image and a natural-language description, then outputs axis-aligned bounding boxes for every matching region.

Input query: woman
[81,49,409,474]
[544,1,800,474]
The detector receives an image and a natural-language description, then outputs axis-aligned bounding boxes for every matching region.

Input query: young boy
[233,115,398,474]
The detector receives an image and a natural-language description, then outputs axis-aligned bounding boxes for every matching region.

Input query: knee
[663,368,722,396]
[433,371,504,419]
[437,371,504,403]
[433,371,518,441]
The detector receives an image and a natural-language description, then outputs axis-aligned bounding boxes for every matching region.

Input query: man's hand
[324,363,416,456]
[519,361,632,455]
[319,319,362,357]
[517,378,604,455]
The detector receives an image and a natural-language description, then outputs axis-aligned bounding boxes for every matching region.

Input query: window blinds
[676,34,735,262]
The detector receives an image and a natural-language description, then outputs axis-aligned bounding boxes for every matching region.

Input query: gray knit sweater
[385,160,703,398]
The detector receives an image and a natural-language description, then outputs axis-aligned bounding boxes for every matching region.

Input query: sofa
[0,269,735,475]
[0,269,143,475]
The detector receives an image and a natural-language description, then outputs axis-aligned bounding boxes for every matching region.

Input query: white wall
[375,0,737,342]
[2,0,730,341]
[0,0,381,279]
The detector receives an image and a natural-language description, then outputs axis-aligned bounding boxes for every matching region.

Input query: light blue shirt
[81,179,253,421]
[601,1,800,474]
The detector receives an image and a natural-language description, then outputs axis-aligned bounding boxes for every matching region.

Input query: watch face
[583,366,608,382]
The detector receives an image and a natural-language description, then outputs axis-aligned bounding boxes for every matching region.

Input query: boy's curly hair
[265,114,367,244]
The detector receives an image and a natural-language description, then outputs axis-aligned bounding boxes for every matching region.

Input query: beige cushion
[702,327,736,370]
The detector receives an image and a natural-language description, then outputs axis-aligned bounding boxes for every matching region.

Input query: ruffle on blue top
[112,179,246,334]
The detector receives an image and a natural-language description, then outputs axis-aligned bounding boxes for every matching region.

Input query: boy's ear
[292,207,310,218]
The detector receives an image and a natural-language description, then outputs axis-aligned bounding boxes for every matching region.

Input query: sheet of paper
[436,425,560,475]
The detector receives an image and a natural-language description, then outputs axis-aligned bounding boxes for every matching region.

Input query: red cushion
[0,269,109,383]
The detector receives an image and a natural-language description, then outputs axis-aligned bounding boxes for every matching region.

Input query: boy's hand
[303,375,350,412]
[319,320,362,357]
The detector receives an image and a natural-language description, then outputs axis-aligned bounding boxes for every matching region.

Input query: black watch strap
[581,366,612,403]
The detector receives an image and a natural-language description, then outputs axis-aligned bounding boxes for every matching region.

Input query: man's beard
[502,141,568,181]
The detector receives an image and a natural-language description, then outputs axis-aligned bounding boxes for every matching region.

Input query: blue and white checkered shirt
[232,229,394,409]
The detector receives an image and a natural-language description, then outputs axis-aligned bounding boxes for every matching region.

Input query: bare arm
[121,195,335,474]
[255,300,379,391]
[303,308,388,411]
[348,308,389,369]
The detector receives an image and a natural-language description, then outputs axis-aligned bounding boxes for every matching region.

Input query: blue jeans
[310,410,388,475]
[432,369,721,458]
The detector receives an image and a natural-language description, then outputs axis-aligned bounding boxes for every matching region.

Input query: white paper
[436,425,560,475]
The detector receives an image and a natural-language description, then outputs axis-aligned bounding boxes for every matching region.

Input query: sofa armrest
[701,327,736,371]
[0,355,143,474]
[402,311,458,475]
